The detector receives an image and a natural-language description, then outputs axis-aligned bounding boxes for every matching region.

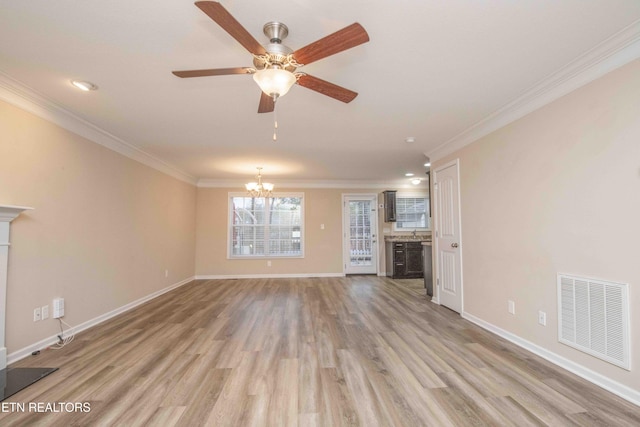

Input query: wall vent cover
[557,274,630,370]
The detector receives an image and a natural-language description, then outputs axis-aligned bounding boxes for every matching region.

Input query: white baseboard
[195,273,345,280]
[462,312,640,407]
[7,276,195,365]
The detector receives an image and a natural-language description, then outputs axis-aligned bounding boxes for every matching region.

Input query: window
[229,193,303,258]
[393,193,430,230]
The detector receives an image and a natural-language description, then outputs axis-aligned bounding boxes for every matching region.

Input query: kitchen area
[381,190,433,297]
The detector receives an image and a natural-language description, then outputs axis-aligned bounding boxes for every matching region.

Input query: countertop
[384,235,431,243]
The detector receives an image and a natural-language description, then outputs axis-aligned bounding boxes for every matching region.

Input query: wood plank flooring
[1,276,639,426]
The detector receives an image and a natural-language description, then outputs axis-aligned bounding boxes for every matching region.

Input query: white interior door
[343,195,378,275]
[434,160,463,313]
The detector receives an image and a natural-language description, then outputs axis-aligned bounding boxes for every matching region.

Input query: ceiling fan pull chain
[273,97,278,141]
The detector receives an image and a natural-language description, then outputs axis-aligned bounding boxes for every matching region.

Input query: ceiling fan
[172,1,370,113]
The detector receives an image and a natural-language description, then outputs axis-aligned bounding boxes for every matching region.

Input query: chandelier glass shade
[246,167,274,198]
[253,67,297,98]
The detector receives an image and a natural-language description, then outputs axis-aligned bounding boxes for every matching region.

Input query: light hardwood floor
[1,276,639,426]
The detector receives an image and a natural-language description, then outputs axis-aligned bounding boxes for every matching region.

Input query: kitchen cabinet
[382,190,396,222]
[385,241,424,279]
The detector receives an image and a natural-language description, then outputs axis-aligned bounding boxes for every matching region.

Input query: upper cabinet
[382,190,397,222]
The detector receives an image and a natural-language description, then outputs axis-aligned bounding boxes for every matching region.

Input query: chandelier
[245,167,274,198]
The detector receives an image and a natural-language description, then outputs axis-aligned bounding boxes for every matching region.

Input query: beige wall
[196,188,391,276]
[0,100,197,354]
[433,59,640,391]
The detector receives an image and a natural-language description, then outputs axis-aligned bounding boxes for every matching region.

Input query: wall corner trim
[462,312,640,407]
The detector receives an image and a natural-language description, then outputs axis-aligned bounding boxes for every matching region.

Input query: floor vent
[557,274,630,370]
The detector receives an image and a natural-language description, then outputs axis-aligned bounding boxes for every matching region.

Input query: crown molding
[427,19,640,162]
[6,18,637,184]
[0,72,197,186]
[196,178,427,190]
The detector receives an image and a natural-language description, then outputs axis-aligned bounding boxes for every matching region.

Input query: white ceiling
[1,1,640,187]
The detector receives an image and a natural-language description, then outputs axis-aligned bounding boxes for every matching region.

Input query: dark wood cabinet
[382,190,396,222]
[385,241,423,279]
[405,243,424,276]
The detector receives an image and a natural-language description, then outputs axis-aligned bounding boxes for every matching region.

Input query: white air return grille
[558,274,630,370]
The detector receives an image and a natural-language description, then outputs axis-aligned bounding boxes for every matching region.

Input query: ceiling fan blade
[293,23,369,65]
[297,74,358,103]
[172,67,254,78]
[195,1,266,55]
[258,92,275,113]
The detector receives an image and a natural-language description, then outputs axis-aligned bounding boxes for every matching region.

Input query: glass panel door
[343,195,378,274]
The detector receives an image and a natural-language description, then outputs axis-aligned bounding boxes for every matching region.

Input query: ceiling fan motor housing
[253,22,297,72]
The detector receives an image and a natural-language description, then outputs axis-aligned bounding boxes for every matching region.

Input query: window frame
[392,191,430,231]
[227,192,305,259]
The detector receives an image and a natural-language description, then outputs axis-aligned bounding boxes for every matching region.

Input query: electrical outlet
[33,307,41,322]
[538,310,547,326]
[508,300,515,315]
[41,304,49,320]
[165,269,169,278]
[53,298,64,318]
[267,260,272,267]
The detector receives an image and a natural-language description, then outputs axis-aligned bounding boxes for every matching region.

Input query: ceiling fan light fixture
[253,67,296,98]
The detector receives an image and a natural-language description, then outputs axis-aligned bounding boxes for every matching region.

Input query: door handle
[451,243,459,248]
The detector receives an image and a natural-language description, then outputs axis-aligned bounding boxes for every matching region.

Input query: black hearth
[1,367,58,401]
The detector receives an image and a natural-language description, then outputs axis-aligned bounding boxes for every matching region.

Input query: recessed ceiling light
[411,178,421,185]
[424,162,431,167]
[405,137,415,143]
[405,173,414,177]
[71,80,98,91]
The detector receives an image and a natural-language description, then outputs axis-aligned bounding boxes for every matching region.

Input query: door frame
[341,193,379,275]
[432,159,464,312]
